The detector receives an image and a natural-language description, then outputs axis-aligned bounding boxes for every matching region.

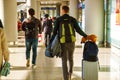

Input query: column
[62,1,68,6]
[0,0,4,24]
[4,0,17,42]
[56,3,61,17]
[45,10,49,14]
[69,0,80,46]
[85,0,104,46]
[69,0,79,19]
[26,0,30,17]
[26,0,37,17]
[105,0,111,47]
[51,9,56,17]
[54,9,57,17]
[36,1,40,19]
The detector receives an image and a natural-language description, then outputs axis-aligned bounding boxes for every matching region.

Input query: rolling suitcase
[82,60,99,80]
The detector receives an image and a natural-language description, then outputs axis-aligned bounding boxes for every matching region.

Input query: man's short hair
[62,6,69,13]
[44,14,49,18]
[28,8,35,16]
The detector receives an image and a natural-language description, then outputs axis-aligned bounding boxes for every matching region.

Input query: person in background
[17,19,22,32]
[50,6,87,80]
[52,17,56,23]
[22,8,41,69]
[0,20,10,77]
[42,14,53,47]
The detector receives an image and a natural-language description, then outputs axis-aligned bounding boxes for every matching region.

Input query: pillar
[105,0,111,47]
[56,3,61,17]
[69,0,79,20]
[51,10,53,17]
[26,0,30,17]
[36,1,40,19]
[69,0,81,46]
[85,0,104,46]
[4,0,17,42]
[0,0,4,24]
[45,10,49,14]
[26,0,37,17]
[62,1,68,6]
[54,10,57,17]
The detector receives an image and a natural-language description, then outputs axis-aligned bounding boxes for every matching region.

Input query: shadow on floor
[10,66,31,70]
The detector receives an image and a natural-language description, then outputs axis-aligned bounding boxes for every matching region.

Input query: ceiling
[17,0,69,5]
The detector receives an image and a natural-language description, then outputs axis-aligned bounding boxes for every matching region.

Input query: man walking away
[50,6,87,80]
[42,14,53,47]
[22,8,41,69]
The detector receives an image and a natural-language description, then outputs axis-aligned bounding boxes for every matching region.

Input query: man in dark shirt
[42,14,53,47]
[22,8,41,69]
[50,6,87,80]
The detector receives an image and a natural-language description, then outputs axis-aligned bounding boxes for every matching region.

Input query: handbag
[0,62,10,76]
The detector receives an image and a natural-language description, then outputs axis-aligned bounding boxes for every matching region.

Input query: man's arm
[21,22,27,31]
[50,19,59,43]
[73,19,87,37]
[38,20,42,34]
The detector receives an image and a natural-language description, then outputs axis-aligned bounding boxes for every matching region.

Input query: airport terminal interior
[0,0,120,80]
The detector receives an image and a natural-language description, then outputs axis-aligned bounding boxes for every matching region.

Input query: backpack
[83,41,99,61]
[25,18,37,38]
[43,19,52,34]
[58,17,76,43]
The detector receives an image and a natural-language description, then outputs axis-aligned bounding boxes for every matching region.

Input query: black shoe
[68,73,72,80]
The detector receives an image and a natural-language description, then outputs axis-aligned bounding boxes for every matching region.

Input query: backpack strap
[60,23,65,43]
[68,22,76,42]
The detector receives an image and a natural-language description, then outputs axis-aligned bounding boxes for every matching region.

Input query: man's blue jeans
[25,38,38,65]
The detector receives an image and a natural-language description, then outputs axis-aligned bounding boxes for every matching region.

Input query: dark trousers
[61,42,75,80]
[25,38,38,65]
[44,33,51,47]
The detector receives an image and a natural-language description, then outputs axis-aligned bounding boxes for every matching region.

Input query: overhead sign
[41,7,56,10]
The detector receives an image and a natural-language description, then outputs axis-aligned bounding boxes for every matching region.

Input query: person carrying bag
[0,62,10,76]
[0,19,10,77]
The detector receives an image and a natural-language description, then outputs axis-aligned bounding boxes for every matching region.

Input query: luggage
[82,60,99,80]
[83,41,99,61]
[45,44,53,58]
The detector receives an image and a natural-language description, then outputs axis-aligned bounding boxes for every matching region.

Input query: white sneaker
[32,64,36,69]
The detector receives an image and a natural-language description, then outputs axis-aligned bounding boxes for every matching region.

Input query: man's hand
[81,34,97,43]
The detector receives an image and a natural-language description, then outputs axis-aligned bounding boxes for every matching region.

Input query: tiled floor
[1,46,120,80]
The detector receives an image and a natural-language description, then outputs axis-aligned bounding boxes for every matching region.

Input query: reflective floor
[1,47,120,80]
